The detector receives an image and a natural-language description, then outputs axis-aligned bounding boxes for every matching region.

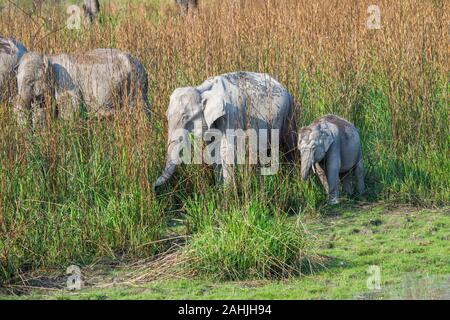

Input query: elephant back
[221,72,291,130]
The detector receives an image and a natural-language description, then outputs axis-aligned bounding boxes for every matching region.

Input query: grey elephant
[153,71,297,191]
[0,36,27,101]
[14,48,150,126]
[298,114,364,204]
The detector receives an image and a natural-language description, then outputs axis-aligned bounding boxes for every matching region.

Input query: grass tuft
[187,200,315,280]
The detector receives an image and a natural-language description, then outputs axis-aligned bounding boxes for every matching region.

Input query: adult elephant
[175,0,198,15]
[14,48,150,126]
[0,36,27,101]
[153,72,297,191]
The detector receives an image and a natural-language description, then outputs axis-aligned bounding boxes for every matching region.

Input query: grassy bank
[0,0,449,284]
[2,205,448,299]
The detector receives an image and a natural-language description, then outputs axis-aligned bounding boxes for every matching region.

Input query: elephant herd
[0,36,364,204]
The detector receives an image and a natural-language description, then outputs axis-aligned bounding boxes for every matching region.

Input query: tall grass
[0,0,448,282]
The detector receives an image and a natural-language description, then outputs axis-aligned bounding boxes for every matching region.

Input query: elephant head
[153,79,228,190]
[298,121,334,181]
[15,52,55,124]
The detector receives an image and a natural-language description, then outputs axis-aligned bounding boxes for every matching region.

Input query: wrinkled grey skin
[0,37,27,101]
[298,114,364,204]
[154,71,297,191]
[175,0,198,15]
[15,49,150,126]
[83,0,100,24]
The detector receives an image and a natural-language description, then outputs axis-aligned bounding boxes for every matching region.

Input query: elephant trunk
[153,160,177,191]
[300,150,314,181]
[153,139,181,191]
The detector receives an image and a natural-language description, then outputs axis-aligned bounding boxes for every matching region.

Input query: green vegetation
[187,200,313,280]
[0,0,448,298]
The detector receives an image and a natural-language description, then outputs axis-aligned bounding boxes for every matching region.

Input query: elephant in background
[175,0,198,15]
[298,114,364,204]
[14,48,150,126]
[83,0,100,24]
[153,71,297,191]
[0,37,27,101]
[29,1,99,24]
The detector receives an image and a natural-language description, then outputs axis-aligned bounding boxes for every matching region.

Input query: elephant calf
[0,36,27,101]
[14,48,150,126]
[298,114,364,204]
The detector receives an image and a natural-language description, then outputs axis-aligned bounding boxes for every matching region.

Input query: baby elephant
[14,49,149,126]
[298,115,364,204]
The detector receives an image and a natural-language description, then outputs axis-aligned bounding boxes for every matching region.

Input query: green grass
[187,200,313,280]
[2,204,448,299]
[0,0,449,289]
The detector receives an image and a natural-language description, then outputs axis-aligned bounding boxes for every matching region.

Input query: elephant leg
[94,103,116,118]
[355,159,365,195]
[213,163,224,183]
[220,134,234,186]
[341,171,354,196]
[222,163,234,186]
[326,160,341,205]
[176,0,189,15]
[314,163,329,194]
[56,91,79,120]
[138,91,151,119]
[213,159,233,186]
[32,108,46,128]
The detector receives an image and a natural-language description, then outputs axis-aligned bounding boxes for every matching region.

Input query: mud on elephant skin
[298,114,365,205]
[14,48,150,127]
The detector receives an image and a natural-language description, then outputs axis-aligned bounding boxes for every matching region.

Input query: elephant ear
[201,78,230,128]
[319,122,334,152]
